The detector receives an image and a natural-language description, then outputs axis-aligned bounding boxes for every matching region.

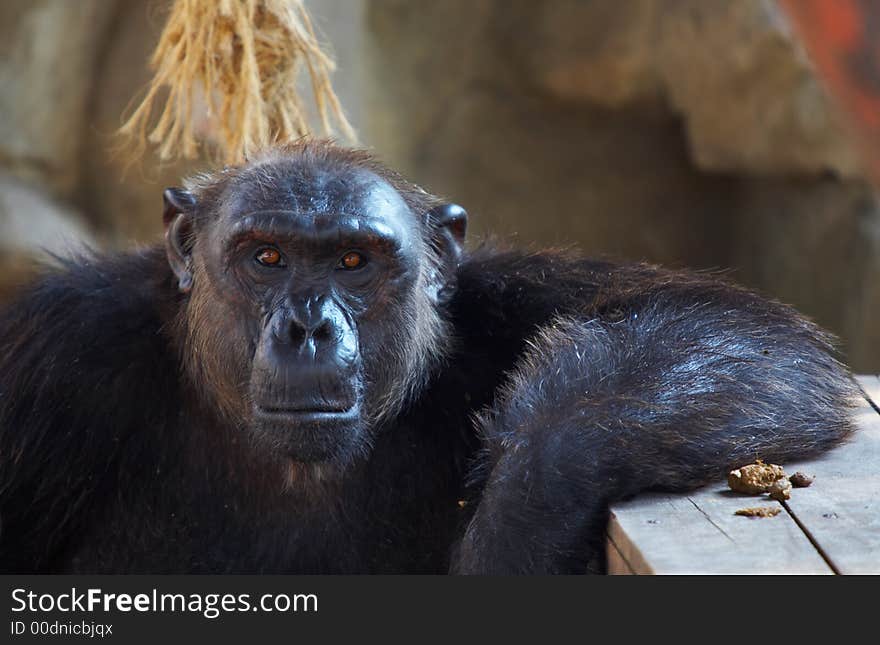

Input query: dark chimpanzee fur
[0,141,857,574]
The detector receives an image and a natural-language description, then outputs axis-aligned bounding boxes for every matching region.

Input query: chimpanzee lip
[255,403,359,420]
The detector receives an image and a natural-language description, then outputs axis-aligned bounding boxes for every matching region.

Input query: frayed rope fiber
[118,0,356,165]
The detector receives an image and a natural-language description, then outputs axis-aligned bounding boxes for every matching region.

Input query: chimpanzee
[0,141,857,574]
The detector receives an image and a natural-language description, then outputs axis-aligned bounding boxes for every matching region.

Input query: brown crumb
[728,460,787,494]
[735,506,782,518]
[768,478,792,501]
[789,472,815,488]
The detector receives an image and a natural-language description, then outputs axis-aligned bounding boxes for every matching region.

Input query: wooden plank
[608,483,832,574]
[856,374,880,405]
[605,526,637,575]
[607,376,879,574]
[608,511,654,576]
[779,376,880,574]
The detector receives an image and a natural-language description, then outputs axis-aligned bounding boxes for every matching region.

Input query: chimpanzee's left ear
[426,203,467,304]
[163,187,197,293]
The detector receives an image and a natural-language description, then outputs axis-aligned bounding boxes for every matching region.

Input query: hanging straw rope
[118,0,356,165]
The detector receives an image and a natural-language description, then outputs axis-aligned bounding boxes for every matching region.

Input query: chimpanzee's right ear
[163,188,197,293]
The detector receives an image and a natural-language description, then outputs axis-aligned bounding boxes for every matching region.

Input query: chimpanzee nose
[289,316,334,346]
[281,296,341,353]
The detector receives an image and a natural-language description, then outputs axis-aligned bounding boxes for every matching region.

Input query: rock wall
[362,0,880,371]
[0,0,878,370]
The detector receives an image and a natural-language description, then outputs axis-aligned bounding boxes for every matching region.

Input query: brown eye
[340,251,365,270]
[255,247,283,267]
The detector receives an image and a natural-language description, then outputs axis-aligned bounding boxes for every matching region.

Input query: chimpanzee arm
[0,251,174,571]
[452,291,858,574]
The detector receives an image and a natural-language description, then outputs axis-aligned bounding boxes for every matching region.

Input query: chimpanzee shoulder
[0,247,181,570]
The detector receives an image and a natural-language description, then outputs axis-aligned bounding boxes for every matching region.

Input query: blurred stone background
[1,0,879,370]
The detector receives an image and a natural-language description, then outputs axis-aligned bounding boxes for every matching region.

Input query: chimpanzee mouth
[252,401,366,464]
[254,404,360,423]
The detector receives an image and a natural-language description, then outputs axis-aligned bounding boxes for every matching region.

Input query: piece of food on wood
[768,478,792,501]
[727,460,787,494]
[789,472,815,488]
[735,506,782,518]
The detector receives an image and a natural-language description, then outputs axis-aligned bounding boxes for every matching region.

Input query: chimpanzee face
[162,150,466,468]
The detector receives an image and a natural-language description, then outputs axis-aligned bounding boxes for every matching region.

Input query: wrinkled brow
[223,211,405,253]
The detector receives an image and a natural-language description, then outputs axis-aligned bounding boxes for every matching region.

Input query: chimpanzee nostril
[313,319,334,343]
[289,321,308,346]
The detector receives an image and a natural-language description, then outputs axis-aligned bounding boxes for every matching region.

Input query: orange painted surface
[780,0,880,181]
